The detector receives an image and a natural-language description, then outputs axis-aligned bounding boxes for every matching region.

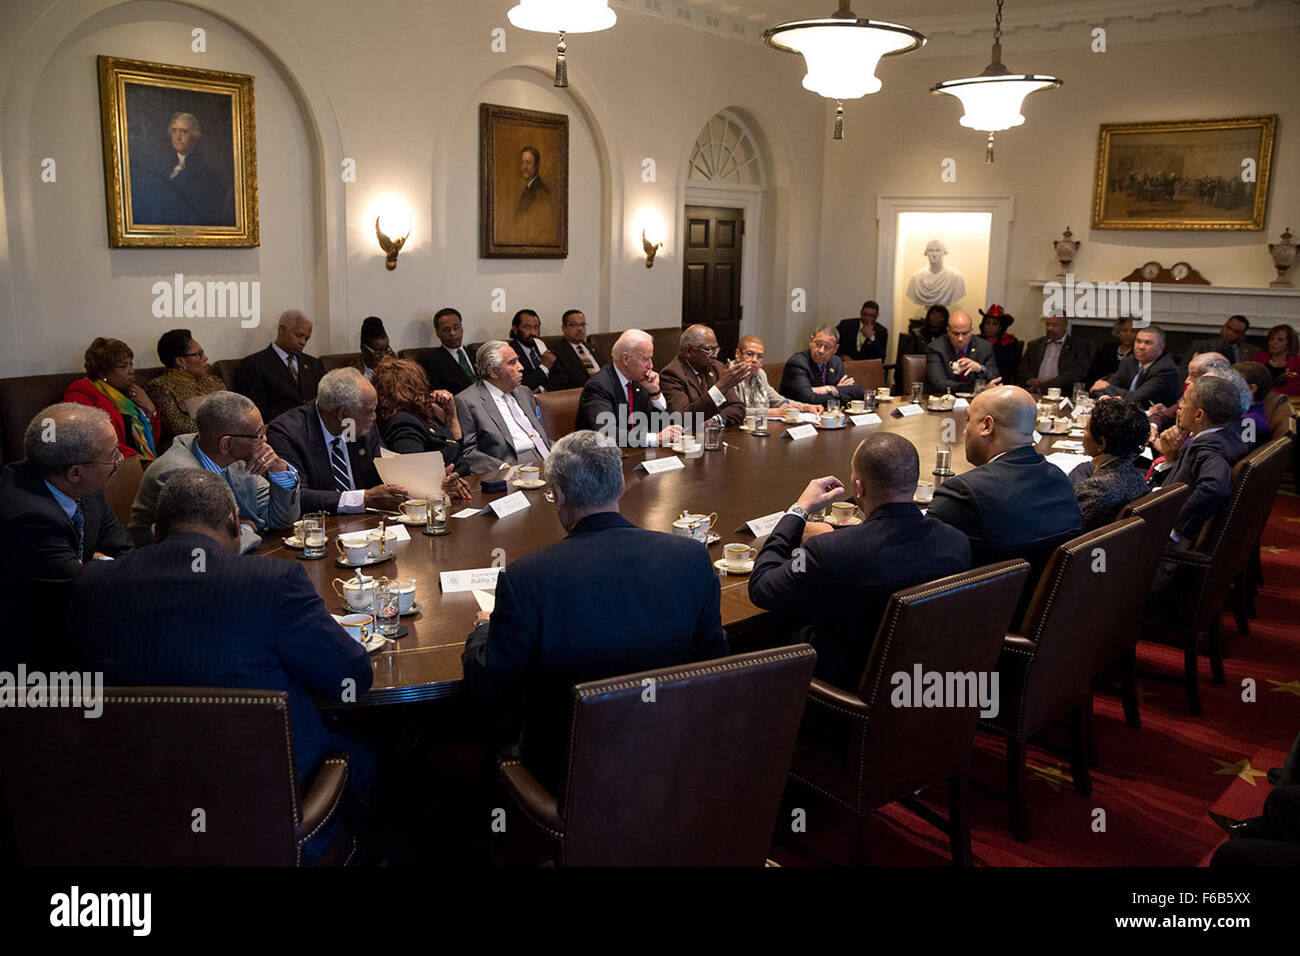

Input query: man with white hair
[574,329,682,446]
[234,309,325,423]
[268,367,408,513]
[463,430,727,790]
[0,403,133,668]
[455,340,554,473]
[130,391,300,552]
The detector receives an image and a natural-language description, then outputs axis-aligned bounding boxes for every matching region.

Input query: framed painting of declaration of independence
[97,55,258,247]
[1092,116,1275,231]
[480,103,568,258]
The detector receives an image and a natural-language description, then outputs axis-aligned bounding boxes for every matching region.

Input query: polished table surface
[264,402,1010,707]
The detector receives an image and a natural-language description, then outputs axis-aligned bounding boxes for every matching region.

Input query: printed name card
[1052,440,1085,451]
[1033,430,1043,443]
[439,567,504,593]
[745,511,786,537]
[486,490,530,518]
[952,398,969,410]
[636,456,685,474]
[850,413,882,426]
[783,424,817,440]
[451,507,482,519]
[891,404,924,418]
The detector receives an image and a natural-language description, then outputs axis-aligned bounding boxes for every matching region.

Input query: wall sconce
[642,229,662,268]
[375,211,412,271]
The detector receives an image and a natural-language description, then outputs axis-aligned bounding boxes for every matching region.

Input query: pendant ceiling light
[930,0,1061,163]
[507,0,617,87]
[763,2,925,140]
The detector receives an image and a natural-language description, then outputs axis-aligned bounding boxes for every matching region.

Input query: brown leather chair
[789,561,1030,866]
[900,354,926,396]
[320,352,358,372]
[842,358,885,392]
[979,517,1149,841]
[536,388,582,441]
[764,362,787,394]
[0,687,355,866]
[0,372,78,465]
[213,358,242,391]
[1140,437,1291,716]
[396,346,432,366]
[498,646,817,866]
[1101,483,1190,728]
[104,454,146,528]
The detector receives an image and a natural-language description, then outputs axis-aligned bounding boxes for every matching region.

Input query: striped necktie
[330,437,352,492]
[72,501,85,563]
[506,395,550,460]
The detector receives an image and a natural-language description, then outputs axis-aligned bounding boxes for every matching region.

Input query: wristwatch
[786,504,811,521]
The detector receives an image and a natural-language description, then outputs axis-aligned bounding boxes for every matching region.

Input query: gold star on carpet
[1028,763,1074,791]
[1260,545,1290,554]
[1266,680,1300,697]
[1212,758,1268,786]
[1284,516,1300,523]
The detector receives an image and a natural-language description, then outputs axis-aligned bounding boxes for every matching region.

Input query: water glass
[424,493,449,536]
[373,581,401,637]
[301,514,327,559]
[826,395,840,415]
[704,418,723,451]
[910,381,924,404]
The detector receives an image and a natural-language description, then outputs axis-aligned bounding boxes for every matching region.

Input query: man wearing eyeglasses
[129,391,300,553]
[0,403,133,669]
[658,324,750,427]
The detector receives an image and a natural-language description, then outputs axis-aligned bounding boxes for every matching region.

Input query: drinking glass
[373,581,401,638]
[301,514,327,559]
[914,480,935,505]
[1073,383,1088,405]
[424,493,449,536]
[753,409,769,436]
[910,381,924,404]
[704,418,723,451]
[826,395,840,415]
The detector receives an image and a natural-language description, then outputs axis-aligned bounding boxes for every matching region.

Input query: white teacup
[830,501,857,524]
[927,395,943,410]
[782,407,800,422]
[723,543,757,569]
[1053,416,1071,431]
[1047,387,1062,400]
[1037,416,1053,433]
[743,414,757,431]
[876,387,891,401]
[337,534,370,564]
[820,411,840,427]
[337,613,373,643]
[672,512,716,541]
[846,401,865,414]
[394,578,417,613]
[400,499,427,521]
[518,465,541,485]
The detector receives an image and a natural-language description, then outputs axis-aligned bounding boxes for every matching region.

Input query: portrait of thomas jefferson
[127,104,235,227]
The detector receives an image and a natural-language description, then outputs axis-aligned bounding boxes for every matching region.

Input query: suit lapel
[477,384,514,446]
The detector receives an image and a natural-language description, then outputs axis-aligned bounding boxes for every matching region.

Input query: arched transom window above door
[688,112,762,186]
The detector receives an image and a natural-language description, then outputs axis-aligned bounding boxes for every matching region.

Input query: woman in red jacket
[63,337,159,460]
[1250,324,1300,397]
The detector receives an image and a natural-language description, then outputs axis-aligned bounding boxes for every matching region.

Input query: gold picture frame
[1092,115,1276,231]
[98,55,258,247]
[479,103,568,258]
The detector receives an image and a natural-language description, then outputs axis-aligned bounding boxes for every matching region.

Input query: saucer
[825,514,863,527]
[670,443,704,454]
[714,557,754,575]
[816,421,848,430]
[284,535,304,549]
[875,395,894,403]
[513,478,547,489]
[390,513,426,526]
[335,552,394,568]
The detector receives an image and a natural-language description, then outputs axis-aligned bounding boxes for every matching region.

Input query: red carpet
[775,491,1300,866]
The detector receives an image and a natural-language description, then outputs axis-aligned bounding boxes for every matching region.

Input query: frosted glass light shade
[507,0,616,34]
[764,19,924,100]
[932,74,1060,132]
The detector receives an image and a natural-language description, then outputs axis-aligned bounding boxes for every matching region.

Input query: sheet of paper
[373,450,445,501]
[452,507,481,519]
[1052,440,1085,451]
[636,456,685,474]
[487,490,530,518]
[784,424,817,440]
[378,446,399,458]
[439,567,504,592]
[850,413,882,426]
[892,404,924,418]
[377,523,411,542]
[745,511,785,537]
[1044,451,1092,475]
[472,589,496,613]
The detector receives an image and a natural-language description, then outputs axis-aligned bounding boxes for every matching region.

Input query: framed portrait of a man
[97,55,258,247]
[1092,115,1275,231]
[479,103,568,258]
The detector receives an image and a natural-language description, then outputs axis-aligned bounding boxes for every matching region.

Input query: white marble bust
[906,239,967,308]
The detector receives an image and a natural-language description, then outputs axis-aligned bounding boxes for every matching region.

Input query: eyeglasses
[181,349,206,359]
[78,449,124,471]
[692,345,720,356]
[740,349,765,361]
[224,427,267,441]
[362,344,396,358]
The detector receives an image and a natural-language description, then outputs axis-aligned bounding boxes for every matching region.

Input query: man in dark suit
[420,307,477,395]
[659,324,749,427]
[455,341,554,473]
[1090,325,1181,409]
[575,329,682,447]
[1085,317,1136,383]
[928,386,1082,563]
[1187,315,1251,366]
[545,309,603,391]
[780,326,865,405]
[1020,314,1092,395]
[0,404,132,669]
[925,310,1001,394]
[749,433,971,690]
[267,367,407,514]
[1152,374,1251,545]
[509,309,553,392]
[462,430,728,790]
[835,300,889,363]
[234,309,324,423]
[68,470,373,860]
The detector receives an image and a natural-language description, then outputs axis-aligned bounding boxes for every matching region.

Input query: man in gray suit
[455,340,553,474]
[130,391,300,553]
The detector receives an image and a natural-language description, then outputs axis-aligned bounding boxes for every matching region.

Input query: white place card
[1044,451,1092,475]
[486,490,530,518]
[784,424,817,440]
[439,567,504,593]
[1052,440,1085,451]
[1033,430,1043,443]
[472,589,496,613]
[451,507,481,519]
[850,413,882,426]
[745,511,786,537]
[636,456,685,474]
[892,404,924,418]
[952,398,969,410]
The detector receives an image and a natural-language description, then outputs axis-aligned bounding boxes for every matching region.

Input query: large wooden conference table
[265,403,993,707]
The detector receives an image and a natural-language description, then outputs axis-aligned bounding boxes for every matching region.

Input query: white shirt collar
[272,342,293,364]
[614,367,632,391]
[317,410,344,445]
[484,380,507,402]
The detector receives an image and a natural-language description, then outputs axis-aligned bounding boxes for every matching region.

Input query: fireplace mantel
[1027,280,1300,332]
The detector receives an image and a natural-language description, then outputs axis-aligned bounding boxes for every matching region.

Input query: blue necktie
[72,501,85,562]
[818,364,828,384]
[330,437,352,493]
[1130,367,1142,391]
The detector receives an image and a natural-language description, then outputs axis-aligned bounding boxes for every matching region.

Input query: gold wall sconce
[375,213,411,270]
[642,229,662,268]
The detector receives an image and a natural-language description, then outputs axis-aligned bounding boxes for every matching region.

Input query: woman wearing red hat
[979,305,1023,386]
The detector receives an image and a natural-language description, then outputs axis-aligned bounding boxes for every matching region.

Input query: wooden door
[682,205,743,359]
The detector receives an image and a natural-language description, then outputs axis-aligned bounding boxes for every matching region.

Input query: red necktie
[627,382,635,409]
